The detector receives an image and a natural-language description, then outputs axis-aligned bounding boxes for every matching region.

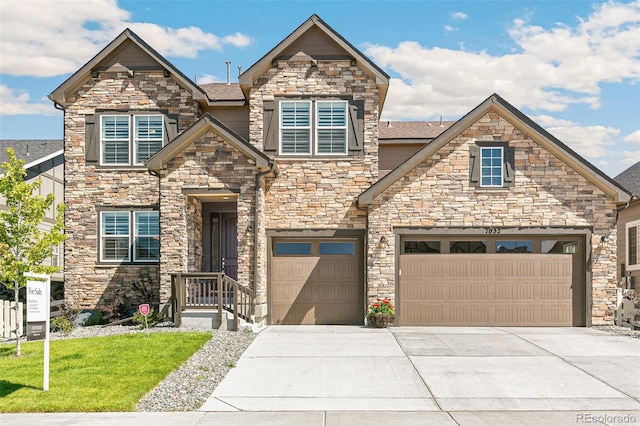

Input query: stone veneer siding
[159,132,259,301]
[248,59,380,307]
[63,71,199,309]
[367,111,618,325]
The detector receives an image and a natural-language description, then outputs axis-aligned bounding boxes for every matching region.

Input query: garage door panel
[400,253,573,326]
[271,238,362,325]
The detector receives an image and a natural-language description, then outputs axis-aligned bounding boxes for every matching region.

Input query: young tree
[0,148,66,356]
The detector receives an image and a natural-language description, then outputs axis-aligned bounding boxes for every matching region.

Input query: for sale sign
[139,304,150,316]
[27,280,48,323]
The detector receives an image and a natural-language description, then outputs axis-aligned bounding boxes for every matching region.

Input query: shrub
[100,295,127,323]
[131,309,165,328]
[84,310,104,326]
[51,316,73,334]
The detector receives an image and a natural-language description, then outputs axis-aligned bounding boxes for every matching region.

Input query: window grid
[100,114,164,166]
[134,115,163,165]
[280,101,311,154]
[316,101,347,155]
[100,211,160,263]
[480,147,503,187]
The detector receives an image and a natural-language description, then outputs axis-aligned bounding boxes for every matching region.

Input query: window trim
[480,146,504,187]
[277,99,350,157]
[99,209,160,264]
[99,113,165,167]
[627,219,640,271]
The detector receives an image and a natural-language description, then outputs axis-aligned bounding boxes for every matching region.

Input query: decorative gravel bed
[592,325,640,339]
[48,323,256,412]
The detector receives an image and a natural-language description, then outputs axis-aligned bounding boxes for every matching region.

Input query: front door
[219,213,238,280]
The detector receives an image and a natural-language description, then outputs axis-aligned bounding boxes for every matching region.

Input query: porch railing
[170,272,254,331]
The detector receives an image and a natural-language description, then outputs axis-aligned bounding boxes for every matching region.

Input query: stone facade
[63,71,199,309]
[367,111,619,324]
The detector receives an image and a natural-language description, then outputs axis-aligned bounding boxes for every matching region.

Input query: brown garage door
[270,238,363,325]
[400,253,574,326]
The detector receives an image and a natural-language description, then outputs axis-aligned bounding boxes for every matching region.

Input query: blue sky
[0,0,638,178]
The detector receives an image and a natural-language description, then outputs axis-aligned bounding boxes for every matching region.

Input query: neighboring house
[48,15,630,327]
[0,140,65,297]
[615,162,640,290]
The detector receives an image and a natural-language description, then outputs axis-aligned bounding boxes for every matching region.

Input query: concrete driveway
[201,326,640,419]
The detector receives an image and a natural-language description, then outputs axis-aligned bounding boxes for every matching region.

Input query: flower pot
[367,314,394,328]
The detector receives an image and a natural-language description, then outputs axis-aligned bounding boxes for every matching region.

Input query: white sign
[27,280,48,322]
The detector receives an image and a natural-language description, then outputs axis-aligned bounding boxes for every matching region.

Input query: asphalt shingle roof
[614,161,640,195]
[379,121,455,140]
[199,83,245,102]
[0,140,63,165]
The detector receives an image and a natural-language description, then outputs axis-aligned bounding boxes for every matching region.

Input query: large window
[100,210,159,262]
[279,100,348,155]
[101,114,163,166]
[628,220,640,270]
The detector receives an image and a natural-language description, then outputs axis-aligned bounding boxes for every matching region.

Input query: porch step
[180,309,253,331]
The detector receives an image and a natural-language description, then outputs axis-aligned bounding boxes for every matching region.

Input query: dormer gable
[239,14,389,111]
[49,28,208,108]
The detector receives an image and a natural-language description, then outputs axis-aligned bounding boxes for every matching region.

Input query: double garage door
[270,238,363,325]
[399,235,585,326]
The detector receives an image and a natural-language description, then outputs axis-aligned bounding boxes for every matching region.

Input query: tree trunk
[14,283,21,357]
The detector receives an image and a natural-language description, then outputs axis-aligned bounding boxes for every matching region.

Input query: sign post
[25,272,51,391]
[139,304,150,336]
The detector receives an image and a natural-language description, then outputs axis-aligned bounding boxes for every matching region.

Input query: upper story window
[263,98,364,157]
[84,112,177,166]
[279,100,348,156]
[101,114,163,166]
[100,210,159,263]
[469,142,515,188]
[480,147,503,187]
[627,219,640,271]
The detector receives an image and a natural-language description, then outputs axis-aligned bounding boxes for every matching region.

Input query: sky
[0,0,638,178]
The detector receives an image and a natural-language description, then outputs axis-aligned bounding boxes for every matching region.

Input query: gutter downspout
[254,161,277,322]
[355,200,369,326]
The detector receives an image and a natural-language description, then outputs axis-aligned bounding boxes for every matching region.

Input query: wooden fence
[0,299,63,339]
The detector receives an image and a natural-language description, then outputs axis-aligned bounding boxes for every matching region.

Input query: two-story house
[49,15,630,327]
[0,140,65,299]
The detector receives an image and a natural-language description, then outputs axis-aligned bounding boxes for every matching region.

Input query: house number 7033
[485,227,501,234]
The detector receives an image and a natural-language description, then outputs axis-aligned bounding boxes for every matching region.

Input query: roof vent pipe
[238,65,242,77]
[439,116,444,127]
[226,61,231,85]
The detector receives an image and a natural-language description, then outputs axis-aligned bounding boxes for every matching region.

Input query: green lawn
[0,332,211,412]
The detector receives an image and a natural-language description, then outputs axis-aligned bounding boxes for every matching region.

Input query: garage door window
[275,242,312,255]
[496,240,532,253]
[450,241,487,253]
[404,241,441,254]
[319,242,355,255]
[542,241,578,254]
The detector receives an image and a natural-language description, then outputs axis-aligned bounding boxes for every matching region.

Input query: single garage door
[270,238,363,325]
[399,237,584,326]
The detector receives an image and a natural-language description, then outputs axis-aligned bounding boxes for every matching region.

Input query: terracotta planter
[367,314,394,328]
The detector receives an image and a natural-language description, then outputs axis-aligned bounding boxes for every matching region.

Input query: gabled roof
[615,161,640,195]
[0,140,63,168]
[49,28,208,107]
[359,93,631,206]
[238,14,390,110]
[145,113,272,172]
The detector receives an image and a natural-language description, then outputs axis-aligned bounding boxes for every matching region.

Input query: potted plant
[367,297,395,328]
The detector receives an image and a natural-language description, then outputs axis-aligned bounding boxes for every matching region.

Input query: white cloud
[623,130,640,147]
[452,12,468,21]
[621,150,640,165]
[546,124,619,158]
[197,74,224,85]
[368,0,640,120]
[0,0,252,77]
[0,85,59,116]
[444,25,458,33]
